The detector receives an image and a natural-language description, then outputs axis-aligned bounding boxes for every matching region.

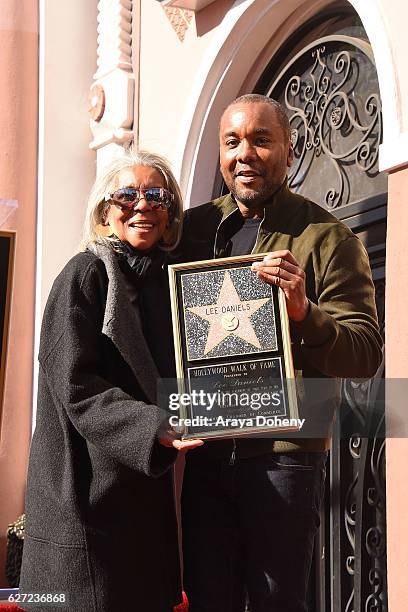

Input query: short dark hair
[222,94,290,142]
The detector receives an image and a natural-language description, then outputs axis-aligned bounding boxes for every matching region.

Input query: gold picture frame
[168,254,299,440]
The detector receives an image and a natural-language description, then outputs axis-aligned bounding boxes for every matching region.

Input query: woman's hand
[171,438,204,450]
[157,419,204,451]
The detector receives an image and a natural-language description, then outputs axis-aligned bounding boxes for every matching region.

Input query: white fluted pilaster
[89,0,136,155]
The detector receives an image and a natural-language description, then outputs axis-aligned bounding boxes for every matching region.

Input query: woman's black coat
[19,247,181,611]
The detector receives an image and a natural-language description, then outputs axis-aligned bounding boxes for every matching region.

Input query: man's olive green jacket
[176,181,383,455]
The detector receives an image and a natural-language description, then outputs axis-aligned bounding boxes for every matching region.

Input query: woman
[19,150,201,611]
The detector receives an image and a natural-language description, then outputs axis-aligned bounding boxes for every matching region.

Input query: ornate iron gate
[258,22,387,612]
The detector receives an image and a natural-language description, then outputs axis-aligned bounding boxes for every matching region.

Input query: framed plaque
[0,231,15,421]
[168,254,299,439]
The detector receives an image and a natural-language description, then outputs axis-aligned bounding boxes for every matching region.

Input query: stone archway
[174,0,399,207]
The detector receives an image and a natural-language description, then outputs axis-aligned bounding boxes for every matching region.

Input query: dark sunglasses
[105,187,174,211]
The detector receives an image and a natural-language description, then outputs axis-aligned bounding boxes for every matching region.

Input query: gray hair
[222,94,291,143]
[80,148,183,253]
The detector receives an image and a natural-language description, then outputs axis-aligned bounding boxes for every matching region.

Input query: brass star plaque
[168,254,299,440]
[183,268,276,360]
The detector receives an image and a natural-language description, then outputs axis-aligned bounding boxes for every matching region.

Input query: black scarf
[109,237,175,378]
[110,237,166,284]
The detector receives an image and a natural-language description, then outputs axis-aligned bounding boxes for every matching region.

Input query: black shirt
[229,217,262,257]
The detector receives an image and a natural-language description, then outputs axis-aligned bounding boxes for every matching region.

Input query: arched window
[255,6,387,229]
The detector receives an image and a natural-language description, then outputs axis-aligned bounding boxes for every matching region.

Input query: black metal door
[254,10,387,611]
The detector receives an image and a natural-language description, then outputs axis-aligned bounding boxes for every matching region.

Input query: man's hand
[157,419,204,451]
[251,250,309,322]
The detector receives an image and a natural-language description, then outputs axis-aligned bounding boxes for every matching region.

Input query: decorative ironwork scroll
[258,24,388,612]
[268,36,387,211]
[331,276,386,612]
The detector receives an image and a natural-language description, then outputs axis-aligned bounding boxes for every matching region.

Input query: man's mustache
[233,168,265,178]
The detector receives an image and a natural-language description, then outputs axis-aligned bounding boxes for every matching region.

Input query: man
[178,94,382,611]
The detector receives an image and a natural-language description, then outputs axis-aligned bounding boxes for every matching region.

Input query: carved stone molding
[88,84,106,123]
[162,6,193,42]
[95,0,133,78]
[89,0,135,151]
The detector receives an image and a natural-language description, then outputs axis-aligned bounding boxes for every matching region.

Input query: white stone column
[89,0,137,168]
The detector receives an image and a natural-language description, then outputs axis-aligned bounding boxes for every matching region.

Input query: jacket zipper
[215,208,265,468]
[250,210,265,254]
[229,438,236,465]
[213,208,238,258]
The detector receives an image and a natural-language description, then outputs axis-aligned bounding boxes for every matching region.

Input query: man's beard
[226,176,277,209]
